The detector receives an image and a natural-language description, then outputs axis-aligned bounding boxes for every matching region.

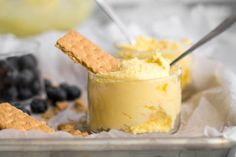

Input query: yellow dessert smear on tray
[118,36,192,89]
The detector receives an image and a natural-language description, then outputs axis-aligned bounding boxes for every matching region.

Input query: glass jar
[88,68,182,134]
[0,39,44,103]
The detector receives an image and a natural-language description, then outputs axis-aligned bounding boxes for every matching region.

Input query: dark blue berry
[44,79,52,89]
[17,87,33,100]
[2,87,18,101]
[31,80,42,95]
[4,70,18,86]
[32,68,40,79]
[7,56,20,69]
[18,54,37,70]
[0,60,8,77]
[60,83,81,100]
[46,86,67,102]
[0,60,14,78]
[17,69,34,86]
[30,99,48,114]
[60,83,70,89]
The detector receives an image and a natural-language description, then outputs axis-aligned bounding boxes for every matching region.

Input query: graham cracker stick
[56,30,120,73]
[0,103,54,133]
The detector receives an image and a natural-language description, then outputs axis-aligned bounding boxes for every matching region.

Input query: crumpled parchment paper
[0,33,236,140]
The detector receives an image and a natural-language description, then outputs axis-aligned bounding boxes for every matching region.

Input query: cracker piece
[42,108,58,121]
[0,103,54,133]
[74,99,87,113]
[69,130,88,137]
[57,122,77,132]
[57,121,88,137]
[42,102,69,121]
[56,101,69,111]
[56,30,120,73]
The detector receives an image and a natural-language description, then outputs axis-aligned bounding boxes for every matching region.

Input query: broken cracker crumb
[42,108,58,121]
[69,130,88,137]
[57,121,88,137]
[57,122,77,132]
[42,101,69,121]
[56,101,69,111]
[74,99,87,113]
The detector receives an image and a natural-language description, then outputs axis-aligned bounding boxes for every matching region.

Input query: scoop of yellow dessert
[96,53,170,80]
[88,56,181,134]
[118,36,192,89]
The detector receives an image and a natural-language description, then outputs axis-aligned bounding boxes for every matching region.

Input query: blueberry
[0,95,5,103]
[1,87,18,101]
[0,60,14,78]
[4,70,18,86]
[7,56,20,69]
[0,60,8,77]
[17,69,34,86]
[67,86,81,100]
[46,86,67,102]
[30,99,48,114]
[18,54,37,70]
[60,83,70,89]
[17,87,33,100]
[60,83,81,100]
[44,79,52,89]
[31,67,40,76]
[31,80,42,95]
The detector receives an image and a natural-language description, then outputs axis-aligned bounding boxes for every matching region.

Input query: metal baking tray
[0,137,235,157]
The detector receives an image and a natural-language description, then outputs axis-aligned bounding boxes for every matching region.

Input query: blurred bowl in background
[0,0,95,37]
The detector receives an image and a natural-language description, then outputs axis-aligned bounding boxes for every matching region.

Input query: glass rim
[88,66,182,82]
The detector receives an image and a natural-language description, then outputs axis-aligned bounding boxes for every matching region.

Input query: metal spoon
[96,0,135,44]
[171,15,236,66]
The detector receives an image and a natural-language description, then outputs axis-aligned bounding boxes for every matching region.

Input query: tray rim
[0,137,235,151]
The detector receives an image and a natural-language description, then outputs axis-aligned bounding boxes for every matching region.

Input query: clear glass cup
[88,68,182,134]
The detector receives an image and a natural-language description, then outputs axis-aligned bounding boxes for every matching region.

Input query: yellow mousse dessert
[56,31,182,134]
[118,37,192,89]
[88,54,181,134]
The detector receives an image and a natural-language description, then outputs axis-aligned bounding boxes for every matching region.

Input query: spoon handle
[96,0,135,44]
[170,15,236,66]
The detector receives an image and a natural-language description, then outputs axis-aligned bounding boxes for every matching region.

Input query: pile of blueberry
[0,53,82,115]
[0,54,42,102]
[45,79,81,104]
[28,80,81,114]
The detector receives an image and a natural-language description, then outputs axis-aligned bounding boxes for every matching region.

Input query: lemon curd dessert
[88,54,181,134]
[56,31,182,134]
[118,37,192,89]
